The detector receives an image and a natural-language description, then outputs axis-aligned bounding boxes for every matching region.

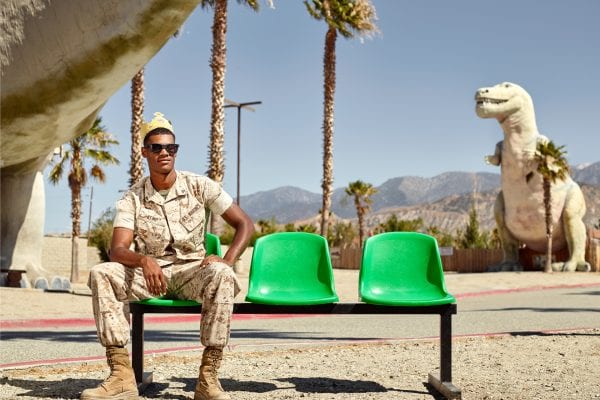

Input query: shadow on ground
[1,373,447,399]
[0,328,386,343]
[508,330,600,337]
[0,377,100,399]
[140,375,442,399]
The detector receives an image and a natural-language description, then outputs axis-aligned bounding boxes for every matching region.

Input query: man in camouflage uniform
[82,112,254,400]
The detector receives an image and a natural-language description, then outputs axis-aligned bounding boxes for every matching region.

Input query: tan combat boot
[194,347,230,400]
[80,346,138,400]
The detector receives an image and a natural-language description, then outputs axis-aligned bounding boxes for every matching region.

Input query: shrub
[88,207,115,262]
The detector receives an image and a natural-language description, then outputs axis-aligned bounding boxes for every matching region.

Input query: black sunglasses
[145,143,179,154]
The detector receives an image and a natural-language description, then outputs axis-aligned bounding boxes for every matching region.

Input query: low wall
[42,231,600,278]
[42,235,102,283]
[39,239,254,283]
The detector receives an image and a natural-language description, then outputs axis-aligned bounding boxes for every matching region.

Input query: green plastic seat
[246,232,339,305]
[204,231,223,258]
[359,232,455,306]
[134,232,222,306]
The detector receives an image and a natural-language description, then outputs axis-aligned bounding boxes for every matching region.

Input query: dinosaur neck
[500,107,538,148]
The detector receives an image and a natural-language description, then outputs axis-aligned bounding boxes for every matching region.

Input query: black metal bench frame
[130,302,461,399]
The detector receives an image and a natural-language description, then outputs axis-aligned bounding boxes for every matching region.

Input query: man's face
[142,133,177,174]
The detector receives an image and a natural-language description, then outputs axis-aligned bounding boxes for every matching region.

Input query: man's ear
[141,146,148,159]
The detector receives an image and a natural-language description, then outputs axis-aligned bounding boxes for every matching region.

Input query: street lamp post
[224,99,262,205]
[86,186,93,245]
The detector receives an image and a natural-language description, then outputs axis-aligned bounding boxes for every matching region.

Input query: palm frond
[236,0,259,11]
[199,0,216,10]
[305,0,379,39]
[90,165,106,183]
[48,117,118,189]
[535,140,570,183]
[48,160,65,185]
[84,149,120,165]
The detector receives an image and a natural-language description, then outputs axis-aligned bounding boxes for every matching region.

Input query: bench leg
[131,310,153,392]
[428,310,461,399]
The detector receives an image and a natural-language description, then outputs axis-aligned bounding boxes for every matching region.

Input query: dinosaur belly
[504,197,567,253]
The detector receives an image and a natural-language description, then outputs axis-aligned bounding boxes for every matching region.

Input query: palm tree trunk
[543,179,553,273]
[129,68,145,187]
[357,208,365,249]
[70,184,81,283]
[208,0,228,234]
[320,26,337,238]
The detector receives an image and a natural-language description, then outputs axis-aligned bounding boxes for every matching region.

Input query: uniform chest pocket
[180,203,204,232]
[137,209,167,235]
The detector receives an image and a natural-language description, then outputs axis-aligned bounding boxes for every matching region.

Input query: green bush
[88,207,115,262]
[375,214,423,233]
[328,221,357,247]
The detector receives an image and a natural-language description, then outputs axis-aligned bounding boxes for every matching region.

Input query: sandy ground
[2,271,600,399]
[1,329,599,399]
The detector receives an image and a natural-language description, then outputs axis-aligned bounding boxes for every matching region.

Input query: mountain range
[241,162,600,232]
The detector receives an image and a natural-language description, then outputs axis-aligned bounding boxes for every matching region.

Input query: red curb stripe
[2,282,598,330]
[0,318,96,329]
[0,313,308,330]
[0,355,106,369]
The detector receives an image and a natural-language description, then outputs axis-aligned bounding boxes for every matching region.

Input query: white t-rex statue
[475,82,590,272]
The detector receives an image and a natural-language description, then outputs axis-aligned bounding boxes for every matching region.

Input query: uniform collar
[143,171,187,204]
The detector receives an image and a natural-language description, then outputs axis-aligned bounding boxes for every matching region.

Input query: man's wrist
[139,255,150,269]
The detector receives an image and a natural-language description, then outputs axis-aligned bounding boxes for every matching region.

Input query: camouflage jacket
[113,171,232,262]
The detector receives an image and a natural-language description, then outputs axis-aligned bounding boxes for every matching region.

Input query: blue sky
[44,0,600,234]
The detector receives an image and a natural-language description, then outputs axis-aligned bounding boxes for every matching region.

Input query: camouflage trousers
[87,260,240,348]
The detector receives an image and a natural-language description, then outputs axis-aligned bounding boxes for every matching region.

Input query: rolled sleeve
[209,190,233,216]
[113,196,135,230]
[201,177,233,216]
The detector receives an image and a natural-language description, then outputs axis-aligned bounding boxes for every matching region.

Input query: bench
[0,268,27,287]
[129,232,461,399]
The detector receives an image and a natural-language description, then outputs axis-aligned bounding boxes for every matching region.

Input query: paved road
[2,278,599,368]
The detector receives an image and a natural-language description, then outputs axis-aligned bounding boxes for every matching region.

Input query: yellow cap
[140,112,174,137]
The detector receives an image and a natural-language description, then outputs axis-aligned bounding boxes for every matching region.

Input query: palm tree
[201,0,268,232]
[344,180,377,248]
[48,118,119,282]
[533,140,569,273]
[304,0,378,238]
[129,68,145,187]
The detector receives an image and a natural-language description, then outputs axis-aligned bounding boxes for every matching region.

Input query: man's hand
[201,254,229,268]
[140,256,167,296]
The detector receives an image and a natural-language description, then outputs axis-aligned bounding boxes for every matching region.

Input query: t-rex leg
[489,192,522,272]
[561,185,591,272]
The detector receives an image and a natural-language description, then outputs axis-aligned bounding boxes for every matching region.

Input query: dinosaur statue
[475,82,590,272]
[1,0,201,287]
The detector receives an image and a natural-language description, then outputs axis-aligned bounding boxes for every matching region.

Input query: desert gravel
[2,328,599,399]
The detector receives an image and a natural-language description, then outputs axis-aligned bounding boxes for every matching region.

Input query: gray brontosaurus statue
[1,0,201,286]
[475,82,590,272]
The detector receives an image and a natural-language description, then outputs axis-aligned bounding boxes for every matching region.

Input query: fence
[440,249,503,273]
[588,229,600,272]
[331,246,362,270]
[331,245,504,272]
[332,229,600,273]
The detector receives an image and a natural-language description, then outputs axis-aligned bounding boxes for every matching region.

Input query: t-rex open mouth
[476,97,508,106]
